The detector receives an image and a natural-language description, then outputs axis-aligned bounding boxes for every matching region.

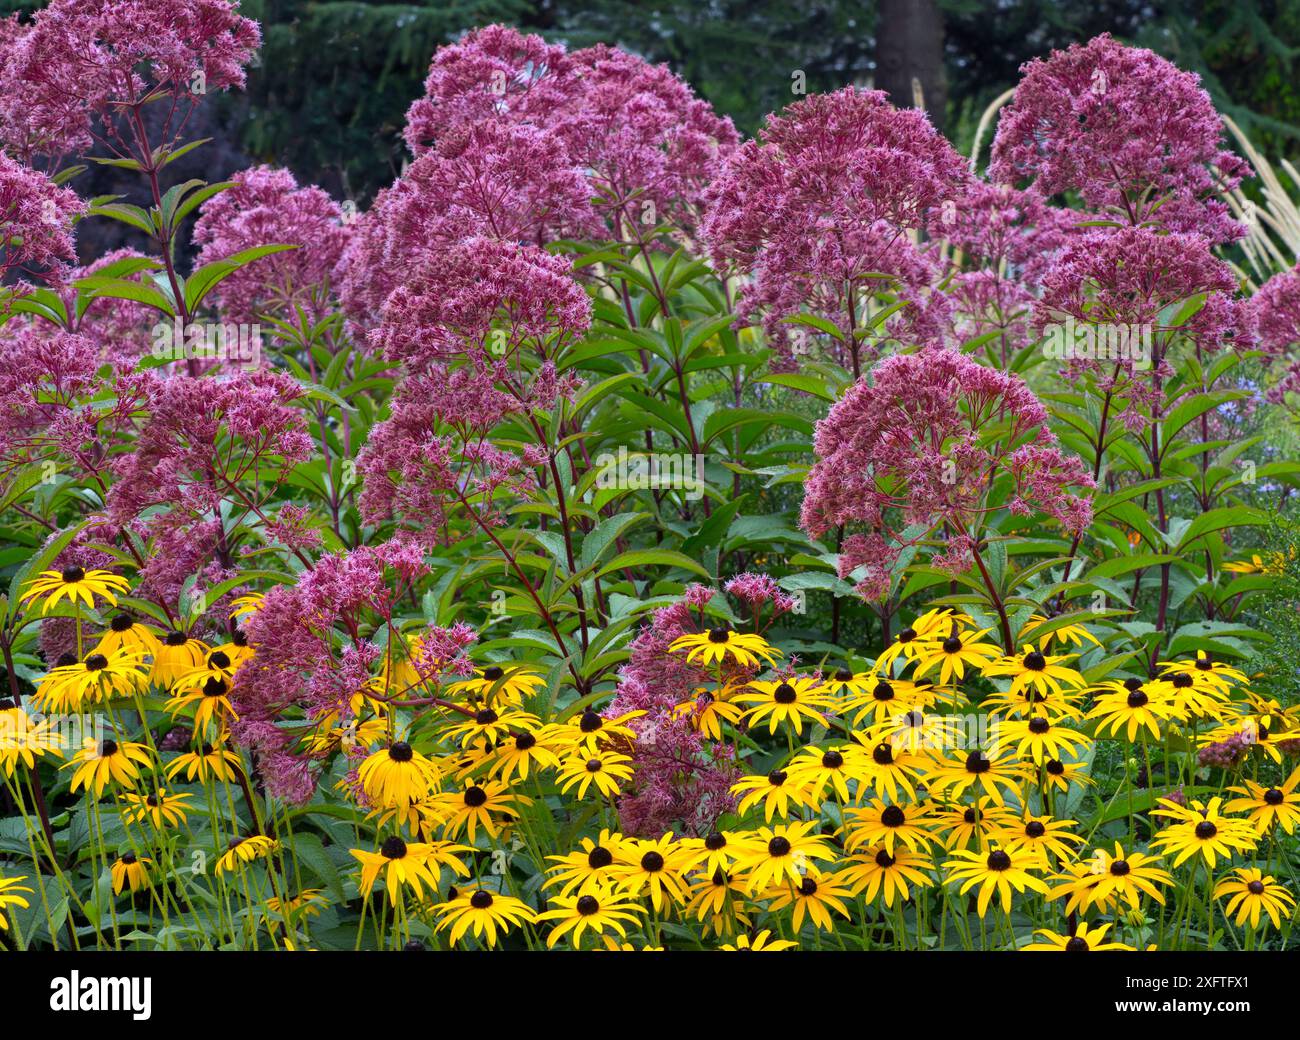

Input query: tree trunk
[875,0,948,132]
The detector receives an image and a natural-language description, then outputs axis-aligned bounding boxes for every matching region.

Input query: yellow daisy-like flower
[983,645,1087,702]
[842,800,935,856]
[613,833,692,912]
[944,845,1049,917]
[719,928,798,951]
[357,741,440,811]
[94,613,162,661]
[843,675,934,727]
[685,868,752,938]
[820,665,877,700]
[668,626,780,668]
[672,685,745,741]
[151,631,211,688]
[264,889,328,925]
[434,780,531,843]
[119,788,192,829]
[735,676,830,736]
[445,665,547,708]
[731,820,836,892]
[852,735,930,802]
[488,727,562,784]
[1157,651,1247,695]
[1086,679,1182,742]
[214,835,280,877]
[166,661,239,730]
[434,888,537,947]
[875,608,971,673]
[536,886,646,949]
[34,648,149,712]
[677,829,757,878]
[1213,868,1296,931]
[547,708,644,755]
[763,871,854,932]
[110,853,151,894]
[545,829,631,897]
[731,767,818,822]
[443,707,539,752]
[20,566,130,614]
[926,746,1027,805]
[994,715,1090,765]
[930,798,1013,850]
[228,592,265,623]
[1036,757,1094,795]
[913,626,1001,685]
[0,875,32,930]
[556,748,634,800]
[351,837,443,906]
[1048,842,1172,914]
[838,846,934,907]
[991,811,1083,862]
[209,628,255,669]
[1023,922,1134,951]
[1016,613,1101,651]
[1225,767,1300,834]
[1149,797,1259,868]
[785,743,868,802]
[0,703,63,778]
[165,741,243,783]
[66,738,154,796]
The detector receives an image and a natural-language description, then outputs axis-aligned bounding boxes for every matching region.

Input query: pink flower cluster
[192,165,351,325]
[990,33,1249,244]
[0,150,83,285]
[800,348,1093,600]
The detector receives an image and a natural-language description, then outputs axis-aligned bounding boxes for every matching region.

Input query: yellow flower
[1023,921,1134,951]
[357,741,440,811]
[944,845,1049,917]
[719,928,797,951]
[215,835,280,876]
[1149,797,1259,868]
[545,830,631,897]
[434,780,531,843]
[0,875,33,930]
[763,872,854,932]
[731,768,818,822]
[66,738,154,796]
[556,748,634,800]
[151,631,210,688]
[913,626,1001,685]
[110,853,151,894]
[119,788,192,829]
[351,837,468,905]
[613,833,691,912]
[1225,767,1300,834]
[839,846,934,907]
[536,886,646,949]
[34,649,149,712]
[433,888,537,947]
[445,665,547,708]
[165,741,243,783]
[0,703,63,777]
[731,821,836,892]
[1214,868,1296,931]
[20,567,130,614]
[668,626,780,668]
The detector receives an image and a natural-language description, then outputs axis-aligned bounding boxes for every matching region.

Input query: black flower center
[1248,880,1266,895]
[388,741,413,762]
[232,630,248,646]
[100,739,119,756]
[963,808,978,824]
[514,732,536,751]
[965,751,991,773]
[1024,651,1046,671]
[898,627,917,643]
[768,836,792,857]
[834,668,854,682]
[576,894,600,915]
[881,805,907,827]
[1110,859,1131,876]
[146,793,161,807]
[773,683,797,704]
[381,836,407,859]
[121,852,136,864]
[165,631,188,646]
[483,666,505,681]
[61,566,86,583]
[1028,717,1050,734]
[464,785,488,807]
[873,743,895,765]
[768,769,787,786]
[873,680,894,701]
[1065,936,1089,952]
[1046,759,1065,775]
[942,636,962,653]
[705,832,727,850]
[1265,788,1285,805]
[1025,821,1046,838]
[470,890,494,909]
[875,849,896,868]
[208,651,231,670]
[987,850,1012,871]
[588,846,613,869]
[84,653,108,671]
[1127,689,1149,708]
[707,626,731,644]
[579,709,604,733]
[822,750,844,769]
[640,850,664,872]
[1172,673,1193,689]
[110,613,134,632]
[798,877,817,896]
[1123,677,1144,692]
[1195,656,1213,671]
[202,677,227,697]
[1195,821,1218,840]
[475,708,499,725]
[585,758,603,773]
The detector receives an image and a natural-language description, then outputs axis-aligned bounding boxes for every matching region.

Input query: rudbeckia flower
[926,746,1027,805]
[719,929,797,951]
[839,846,934,907]
[1015,613,1101,651]
[434,780,531,842]
[991,812,1083,862]
[982,645,1087,702]
[735,676,830,735]
[433,888,537,948]
[852,737,929,802]
[930,798,1014,850]
[119,788,192,829]
[545,829,631,896]
[34,649,149,712]
[165,741,243,783]
[1225,767,1300,834]
[351,836,444,905]
[547,708,644,755]
[66,738,154,796]
[1023,922,1134,951]
[1047,842,1171,914]
[671,685,745,740]
[1086,679,1181,742]
[1149,797,1259,868]
[536,886,646,949]
[20,567,130,614]
[613,833,692,911]
[786,744,868,802]
[764,872,854,932]
[944,846,1050,917]
[731,821,835,892]
[444,707,539,751]
[1157,651,1247,695]
[842,800,935,855]
[843,676,932,727]
[488,727,562,784]
[731,768,818,822]
[94,614,162,661]
[1036,757,1093,795]
[110,853,152,894]
[685,868,752,937]
[668,625,780,668]
[151,631,211,688]
[556,749,634,800]
[445,665,547,708]
[1214,868,1296,931]
[874,608,970,673]
[994,715,1090,765]
[0,876,32,930]
[913,626,1001,685]
[215,835,280,876]
[357,741,441,810]
[0,702,63,778]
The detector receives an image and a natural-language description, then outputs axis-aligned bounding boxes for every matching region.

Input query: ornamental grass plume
[799,348,1093,602]
[989,32,1249,244]
[192,165,351,325]
[701,86,969,373]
